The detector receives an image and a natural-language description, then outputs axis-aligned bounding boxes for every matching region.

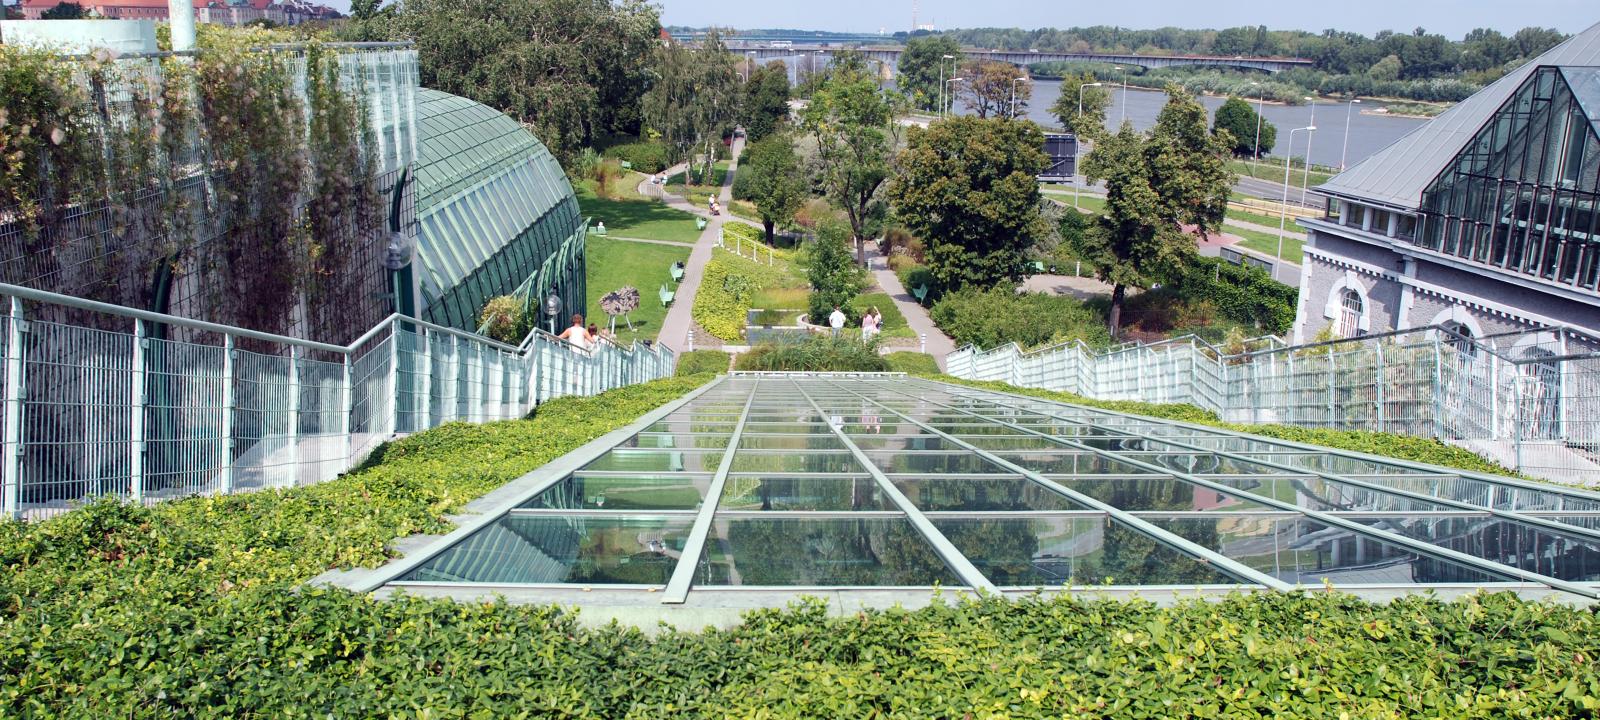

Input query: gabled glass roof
[1561,66,1600,139]
[370,376,1600,603]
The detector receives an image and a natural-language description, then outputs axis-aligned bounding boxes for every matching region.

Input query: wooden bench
[659,284,676,307]
[912,284,929,306]
[669,262,685,283]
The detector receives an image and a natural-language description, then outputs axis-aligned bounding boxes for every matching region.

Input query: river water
[971,79,1431,170]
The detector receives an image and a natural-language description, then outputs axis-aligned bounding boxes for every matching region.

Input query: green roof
[411,88,583,330]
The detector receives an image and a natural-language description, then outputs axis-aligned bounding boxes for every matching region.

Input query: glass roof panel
[521,474,708,511]
[401,515,693,585]
[719,476,896,511]
[934,517,1249,587]
[695,516,963,586]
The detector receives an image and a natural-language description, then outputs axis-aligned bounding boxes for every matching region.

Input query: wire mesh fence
[948,327,1600,485]
[0,283,675,521]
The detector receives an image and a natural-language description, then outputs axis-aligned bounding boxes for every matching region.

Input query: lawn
[1227,158,1336,186]
[670,160,730,210]
[585,236,691,346]
[850,292,915,340]
[1226,223,1304,262]
[577,181,702,245]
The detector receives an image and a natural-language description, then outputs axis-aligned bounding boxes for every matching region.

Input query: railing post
[388,321,401,435]
[1490,350,1501,437]
[130,318,147,504]
[2,298,24,518]
[340,351,353,466]
[220,334,235,495]
[688,329,695,352]
[919,333,926,354]
[418,328,432,429]
[286,346,300,489]
[1326,344,1336,429]
[1432,334,1444,439]
[1374,342,1386,433]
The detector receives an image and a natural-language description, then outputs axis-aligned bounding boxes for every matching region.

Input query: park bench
[670,261,685,283]
[659,283,676,307]
[1028,260,1046,274]
[912,284,929,306]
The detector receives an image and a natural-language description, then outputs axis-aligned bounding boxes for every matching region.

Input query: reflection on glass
[848,435,951,451]
[933,517,1244,586]
[730,451,863,473]
[994,452,1151,475]
[738,434,846,450]
[1149,517,1512,585]
[522,474,706,510]
[720,476,895,511]
[894,477,1084,511]
[1351,516,1600,582]
[402,515,692,584]
[867,452,1006,474]
[697,517,961,586]
[582,449,725,473]
[621,433,730,449]
[1206,475,1450,513]
[1053,477,1271,512]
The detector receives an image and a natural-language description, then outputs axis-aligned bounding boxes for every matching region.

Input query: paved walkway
[865,245,955,370]
[658,137,745,353]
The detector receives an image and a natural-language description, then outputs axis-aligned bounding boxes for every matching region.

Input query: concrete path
[598,234,695,248]
[658,136,746,353]
[865,245,955,370]
[1022,273,1116,300]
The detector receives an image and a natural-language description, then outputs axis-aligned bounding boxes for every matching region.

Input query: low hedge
[692,250,789,341]
[1167,257,1298,334]
[604,141,670,174]
[675,349,731,376]
[885,351,940,374]
[734,336,890,372]
[931,286,1110,350]
[933,376,1524,477]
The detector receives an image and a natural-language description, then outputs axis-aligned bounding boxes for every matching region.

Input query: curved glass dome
[412,88,585,331]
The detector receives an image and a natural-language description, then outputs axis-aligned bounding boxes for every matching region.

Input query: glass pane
[1149,516,1515,585]
[620,433,730,449]
[866,452,1007,474]
[894,477,1086,511]
[719,476,895,511]
[522,474,707,511]
[1351,516,1600,582]
[401,515,693,584]
[695,517,961,586]
[1053,477,1273,512]
[729,451,862,473]
[1206,475,1452,513]
[993,451,1154,475]
[582,449,725,473]
[934,517,1247,587]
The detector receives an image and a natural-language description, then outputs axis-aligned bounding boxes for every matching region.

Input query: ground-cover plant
[931,287,1111,349]
[735,336,890,372]
[885,351,940,374]
[675,349,732,376]
[692,249,796,341]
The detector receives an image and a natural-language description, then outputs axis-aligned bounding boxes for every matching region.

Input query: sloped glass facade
[412,89,586,331]
[1417,66,1600,290]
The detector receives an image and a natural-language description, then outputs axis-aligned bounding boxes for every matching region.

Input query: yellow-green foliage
[692,249,791,342]
[675,349,732,376]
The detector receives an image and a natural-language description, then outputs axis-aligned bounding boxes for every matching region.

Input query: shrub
[734,335,890,372]
[604,141,670,174]
[885,352,940,374]
[675,349,731,376]
[478,295,529,343]
[805,222,868,327]
[881,226,924,262]
[931,287,1110,349]
[692,250,789,341]
[793,197,838,229]
[1165,257,1297,334]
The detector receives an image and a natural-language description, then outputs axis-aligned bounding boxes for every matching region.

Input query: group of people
[707,195,721,216]
[557,314,601,352]
[827,306,883,341]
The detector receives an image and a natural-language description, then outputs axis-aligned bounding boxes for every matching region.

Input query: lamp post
[1114,66,1127,125]
[543,292,563,336]
[1250,81,1264,178]
[1277,126,1315,283]
[946,77,963,116]
[745,51,756,83]
[1075,81,1104,210]
[1300,97,1316,205]
[939,53,955,118]
[1010,77,1028,120]
[1340,98,1361,171]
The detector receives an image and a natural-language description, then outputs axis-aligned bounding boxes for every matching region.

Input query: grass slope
[578,181,701,245]
[585,237,691,345]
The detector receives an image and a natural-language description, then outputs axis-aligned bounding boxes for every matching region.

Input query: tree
[887,116,1048,290]
[805,221,868,326]
[741,60,791,141]
[1049,71,1111,136]
[1078,86,1235,337]
[1211,96,1275,158]
[896,34,962,112]
[738,134,806,244]
[643,31,740,187]
[1368,54,1402,81]
[40,1,84,18]
[958,59,1028,119]
[393,0,660,166]
[801,59,901,265]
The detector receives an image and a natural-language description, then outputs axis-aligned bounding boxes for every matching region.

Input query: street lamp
[1277,126,1315,283]
[1300,96,1316,205]
[1249,81,1264,178]
[1340,98,1361,171]
[946,77,964,115]
[939,53,955,118]
[543,292,563,335]
[1075,82,1104,210]
[1010,77,1028,120]
[745,51,756,83]
[1114,66,1128,125]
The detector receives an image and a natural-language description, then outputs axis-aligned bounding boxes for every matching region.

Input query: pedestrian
[557,313,592,351]
[587,322,600,341]
[861,306,880,341]
[828,306,846,338]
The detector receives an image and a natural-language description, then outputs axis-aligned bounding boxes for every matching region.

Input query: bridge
[734,44,1314,75]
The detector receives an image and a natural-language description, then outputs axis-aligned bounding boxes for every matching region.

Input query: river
[964,79,1431,170]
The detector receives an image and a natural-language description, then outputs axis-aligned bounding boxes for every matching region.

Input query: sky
[656,0,1597,39]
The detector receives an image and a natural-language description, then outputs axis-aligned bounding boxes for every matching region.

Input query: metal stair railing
[0,281,676,520]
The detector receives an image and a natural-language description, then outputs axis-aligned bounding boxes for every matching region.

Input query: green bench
[669,262,685,283]
[912,284,930,306]
[1028,260,1046,274]
[659,283,676,307]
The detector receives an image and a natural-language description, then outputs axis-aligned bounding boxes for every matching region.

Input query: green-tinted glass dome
[412,88,585,331]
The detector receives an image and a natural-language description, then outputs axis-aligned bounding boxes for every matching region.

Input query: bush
[880,226,924,263]
[478,295,529,343]
[885,352,940,374]
[793,198,838,229]
[930,287,1110,349]
[692,251,789,341]
[734,335,890,372]
[675,349,731,376]
[805,222,868,327]
[604,141,670,174]
[1165,257,1297,334]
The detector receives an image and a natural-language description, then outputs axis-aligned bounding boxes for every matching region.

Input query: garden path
[866,245,955,370]
[657,135,746,353]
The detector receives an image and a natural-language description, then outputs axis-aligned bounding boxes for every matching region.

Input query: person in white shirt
[828,306,846,338]
[557,314,592,351]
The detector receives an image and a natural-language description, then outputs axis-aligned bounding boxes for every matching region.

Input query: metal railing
[0,282,675,520]
[947,326,1600,484]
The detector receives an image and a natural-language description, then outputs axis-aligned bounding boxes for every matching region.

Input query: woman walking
[861,307,881,342]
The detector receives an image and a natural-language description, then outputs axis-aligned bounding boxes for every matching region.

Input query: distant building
[1297,21,1600,353]
[17,0,335,25]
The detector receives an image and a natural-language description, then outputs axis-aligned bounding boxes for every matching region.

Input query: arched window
[1337,289,1364,337]
[1442,320,1476,357]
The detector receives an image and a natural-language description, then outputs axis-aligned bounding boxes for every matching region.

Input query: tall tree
[805,221,869,326]
[896,35,962,112]
[1048,71,1111,136]
[801,58,901,265]
[741,60,791,141]
[643,31,740,186]
[1077,86,1235,337]
[957,59,1028,119]
[393,0,659,166]
[887,116,1048,290]
[1211,96,1275,157]
[737,134,806,244]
